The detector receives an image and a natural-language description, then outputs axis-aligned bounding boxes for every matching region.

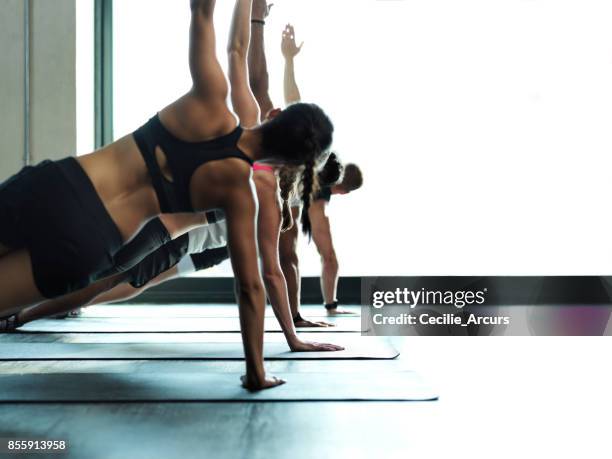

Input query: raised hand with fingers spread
[252,0,273,21]
[282,24,303,59]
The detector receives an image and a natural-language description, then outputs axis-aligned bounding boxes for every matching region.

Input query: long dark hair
[318,152,343,187]
[278,167,299,232]
[259,103,334,236]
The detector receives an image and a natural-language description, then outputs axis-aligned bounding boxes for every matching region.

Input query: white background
[74,5,612,455]
[108,0,612,277]
[76,0,95,156]
[395,336,612,459]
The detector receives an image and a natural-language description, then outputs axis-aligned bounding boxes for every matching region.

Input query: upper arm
[189,1,229,101]
[254,172,283,276]
[222,171,262,289]
[228,52,261,128]
[309,201,335,256]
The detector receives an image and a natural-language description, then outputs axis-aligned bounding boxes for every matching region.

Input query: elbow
[235,278,265,303]
[191,0,215,16]
[321,251,339,271]
[262,269,283,288]
[227,46,248,61]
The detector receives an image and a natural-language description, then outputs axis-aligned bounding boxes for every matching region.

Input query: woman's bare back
[76,94,240,243]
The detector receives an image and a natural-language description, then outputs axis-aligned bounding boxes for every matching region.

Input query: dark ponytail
[257,102,334,237]
[318,152,343,187]
[258,103,334,166]
[279,167,299,232]
[300,158,318,238]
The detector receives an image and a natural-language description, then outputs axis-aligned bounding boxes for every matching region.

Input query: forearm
[280,257,300,316]
[227,0,252,57]
[320,257,339,304]
[283,57,301,105]
[263,270,298,345]
[236,282,267,380]
[248,21,274,119]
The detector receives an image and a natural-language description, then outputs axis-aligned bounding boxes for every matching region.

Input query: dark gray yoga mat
[19,316,364,333]
[80,304,361,319]
[0,341,398,361]
[0,371,436,402]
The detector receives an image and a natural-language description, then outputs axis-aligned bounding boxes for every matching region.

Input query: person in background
[278,24,363,318]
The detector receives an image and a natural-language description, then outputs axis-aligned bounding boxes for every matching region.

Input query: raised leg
[17,272,126,325]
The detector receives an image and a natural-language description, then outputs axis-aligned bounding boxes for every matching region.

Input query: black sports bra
[133,114,254,213]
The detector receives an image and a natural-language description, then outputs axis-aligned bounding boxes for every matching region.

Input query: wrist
[287,333,301,346]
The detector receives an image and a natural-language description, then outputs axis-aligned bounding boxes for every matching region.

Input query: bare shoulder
[161,95,237,142]
[203,158,252,186]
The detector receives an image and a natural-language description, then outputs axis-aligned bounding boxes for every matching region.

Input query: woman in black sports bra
[0,0,333,391]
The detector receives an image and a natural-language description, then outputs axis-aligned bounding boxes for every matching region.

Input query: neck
[238,128,264,161]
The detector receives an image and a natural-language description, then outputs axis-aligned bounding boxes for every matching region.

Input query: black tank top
[133,114,254,213]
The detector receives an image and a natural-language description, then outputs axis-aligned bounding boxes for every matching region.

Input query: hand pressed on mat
[327,308,357,316]
[293,312,335,328]
[289,339,344,352]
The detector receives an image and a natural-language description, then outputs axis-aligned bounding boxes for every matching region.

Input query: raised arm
[282,24,303,105]
[248,0,275,121]
[254,172,343,352]
[189,0,229,102]
[227,0,260,127]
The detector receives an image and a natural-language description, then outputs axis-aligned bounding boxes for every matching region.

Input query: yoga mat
[19,316,364,333]
[0,371,436,402]
[0,341,399,361]
[0,331,356,345]
[0,359,411,375]
[80,304,361,319]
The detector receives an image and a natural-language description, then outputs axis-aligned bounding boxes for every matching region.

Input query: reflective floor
[0,304,434,458]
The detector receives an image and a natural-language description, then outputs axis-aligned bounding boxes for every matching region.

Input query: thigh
[0,248,44,316]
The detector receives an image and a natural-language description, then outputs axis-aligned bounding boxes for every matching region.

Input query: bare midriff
[76,135,161,243]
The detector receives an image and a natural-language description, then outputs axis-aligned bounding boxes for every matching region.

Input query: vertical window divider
[94,0,113,148]
[23,0,31,166]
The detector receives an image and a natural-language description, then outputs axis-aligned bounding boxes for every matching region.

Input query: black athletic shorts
[0,158,123,298]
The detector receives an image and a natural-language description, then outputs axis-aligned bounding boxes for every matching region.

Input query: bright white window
[76,0,95,156]
[113,0,612,276]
